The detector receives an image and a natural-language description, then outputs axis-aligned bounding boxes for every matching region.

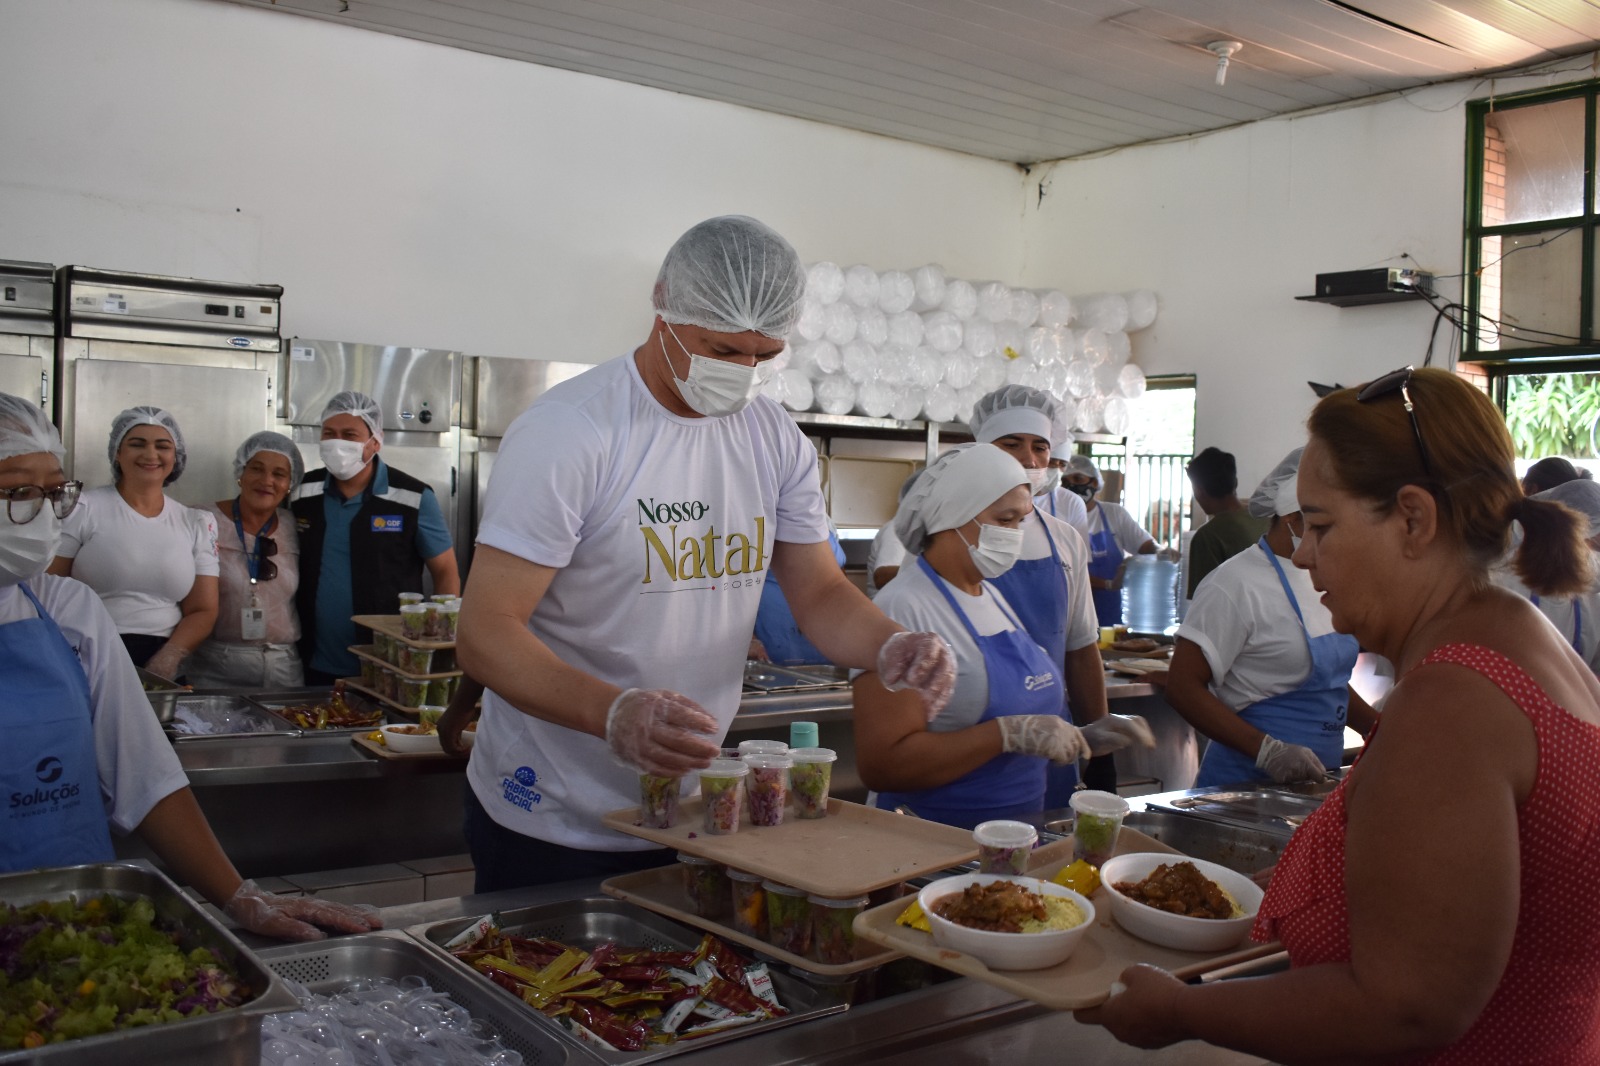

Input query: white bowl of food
[380,723,442,754]
[917,873,1095,971]
[1099,853,1263,952]
[459,721,477,749]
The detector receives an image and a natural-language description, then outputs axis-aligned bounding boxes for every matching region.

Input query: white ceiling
[219,0,1600,163]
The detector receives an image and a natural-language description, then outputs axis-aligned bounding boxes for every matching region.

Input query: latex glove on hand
[606,688,720,776]
[997,715,1090,764]
[143,644,188,682]
[1256,735,1328,783]
[1081,714,1156,756]
[224,880,383,942]
[877,631,957,722]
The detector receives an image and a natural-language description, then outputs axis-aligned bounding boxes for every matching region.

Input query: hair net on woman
[233,431,305,487]
[893,443,1029,554]
[1066,454,1101,486]
[0,393,64,462]
[1249,447,1305,519]
[652,216,806,339]
[1535,479,1600,539]
[319,390,383,442]
[109,406,186,485]
[968,385,1072,447]
[1050,439,1076,463]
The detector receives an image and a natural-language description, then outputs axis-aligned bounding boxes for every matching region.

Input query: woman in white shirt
[853,444,1150,828]
[187,432,304,689]
[1063,454,1159,625]
[48,406,218,680]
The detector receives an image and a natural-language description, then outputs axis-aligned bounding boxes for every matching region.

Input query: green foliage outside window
[1504,373,1600,459]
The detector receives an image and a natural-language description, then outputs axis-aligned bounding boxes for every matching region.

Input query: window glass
[1482,97,1586,226]
[1476,228,1583,351]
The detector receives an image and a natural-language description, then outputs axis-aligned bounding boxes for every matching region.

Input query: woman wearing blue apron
[850,442,1152,830]
[0,392,381,947]
[1063,455,1160,627]
[1163,450,1375,788]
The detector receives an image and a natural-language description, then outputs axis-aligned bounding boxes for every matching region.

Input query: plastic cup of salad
[429,593,456,604]
[1069,789,1131,868]
[808,894,868,965]
[398,592,424,609]
[426,677,453,706]
[677,852,730,920]
[373,631,395,663]
[437,600,461,642]
[398,645,434,675]
[397,676,430,709]
[727,868,767,938]
[744,753,792,827]
[418,705,446,727]
[737,739,789,760]
[422,602,444,640]
[378,668,399,701]
[763,880,812,956]
[360,657,381,689]
[399,603,428,640]
[973,819,1039,876]
[788,747,837,819]
[698,759,748,835]
[638,773,681,829]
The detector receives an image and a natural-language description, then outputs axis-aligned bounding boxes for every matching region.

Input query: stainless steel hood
[59,266,282,352]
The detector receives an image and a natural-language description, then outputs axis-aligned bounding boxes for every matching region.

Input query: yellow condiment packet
[1052,859,1101,896]
[895,898,931,933]
[366,730,386,744]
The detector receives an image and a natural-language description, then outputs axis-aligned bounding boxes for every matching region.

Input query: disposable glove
[877,631,957,721]
[224,880,383,942]
[1081,714,1156,756]
[997,714,1090,764]
[1255,735,1327,783]
[605,688,720,776]
[144,644,188,681]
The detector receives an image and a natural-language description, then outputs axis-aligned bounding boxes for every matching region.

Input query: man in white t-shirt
[456,216,957,889]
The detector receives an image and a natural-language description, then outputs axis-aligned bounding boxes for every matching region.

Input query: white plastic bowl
[380,723,442,754]
[1099,853,1264,952]
[918,873,1095,971]
[459,722,476,749]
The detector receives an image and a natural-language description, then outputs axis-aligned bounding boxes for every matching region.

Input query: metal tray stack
[167,694,300,741]
[0,861,298,1066]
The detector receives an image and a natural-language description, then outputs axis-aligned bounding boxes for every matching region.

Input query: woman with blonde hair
[1084,367,1600,1062]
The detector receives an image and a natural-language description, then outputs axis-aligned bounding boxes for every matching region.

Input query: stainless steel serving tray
[1149,785,1331,833]
[741,662,849,694]
[246,688,389,734]
[409,896,846,1064]
[167,694,301,741]
[258,930,569,1065]
[0,860,298,1066]
[137,666,184,723]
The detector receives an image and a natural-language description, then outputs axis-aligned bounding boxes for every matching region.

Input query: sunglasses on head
[1356,365,1434,478]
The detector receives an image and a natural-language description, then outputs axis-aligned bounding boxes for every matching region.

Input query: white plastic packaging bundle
[1005,354,1037,386]
[842,339,879,384]
[922,310,964,353]
[807,262,845,305]
[1076,292,1129,333]
[922,383,960,424]
[1065,359,1095,398]
[795,299,828,341]
[887,309,926,349]
[857,380,895,418]
[1094,359,1122,395]
[1078,327,1111,366]
[1026,326,1069,364]
[1124,289,1158,331]
[843,264,881,309]
[975,281,1011,323]
[768,344,791,372]
[1037,290,1075,327]
[776,368,814,412]
[1075,394,1107,433]
[890,387,925,421]
[994,321,1025,360]
[957,384,988,419]
[1106,330,1132,368]
[815,373,856,415]
[824,302,858,346]
[975,357,1008,393]
[1056,394,1079,430]
[1054,326,1079,363]
[909,346,946,390]
[943,350,978,390]
[911,264,948,311]
[1007,288,1040,328]
[761,367,793,404]
[879,343,915,385]
[856,306,889,347]
[962,317,997,359]
[877,270,916,314]
[1103,396,1131,436]
[810,339,844,375]
[1117,363,1147,399]
[940,279,978,320]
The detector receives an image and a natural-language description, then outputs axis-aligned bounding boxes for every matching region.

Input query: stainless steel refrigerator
[0,260,57,411]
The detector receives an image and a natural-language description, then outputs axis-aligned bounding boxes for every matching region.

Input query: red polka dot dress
[1253,643,1600,1064]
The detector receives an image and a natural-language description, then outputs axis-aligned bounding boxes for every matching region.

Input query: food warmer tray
[0,860,298,1066]
[257,929,568,1065]
[165,694,301,741]
[246,688,392,734]
[137,666,183,722]
[408,896,847,1064]
[740,661,849,694]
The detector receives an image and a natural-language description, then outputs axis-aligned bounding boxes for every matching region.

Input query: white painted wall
[0,0,1023,361]
[1020,64,1599,491]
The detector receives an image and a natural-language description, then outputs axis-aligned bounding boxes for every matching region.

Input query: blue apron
[1,583,115,871]
[1530,594,1583,656]
[988,507,1080,806]
[1195,539,1360,788]
[1086,506,1124,626]
[754,532,846,664]
[875,556,1063,829]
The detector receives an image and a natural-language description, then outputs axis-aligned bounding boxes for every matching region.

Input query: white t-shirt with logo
[468,354,830,850]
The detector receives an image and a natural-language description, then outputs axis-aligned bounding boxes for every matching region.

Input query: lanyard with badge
[232,500,276,642]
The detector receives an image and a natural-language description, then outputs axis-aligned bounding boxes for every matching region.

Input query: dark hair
[1522,456,1588,495]
[1307,367,1591,597]
[1185,447,1238,498]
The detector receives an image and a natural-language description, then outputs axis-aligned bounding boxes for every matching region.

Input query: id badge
[240,606,267,641]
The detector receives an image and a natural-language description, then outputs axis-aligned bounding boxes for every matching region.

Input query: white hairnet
[1066,455,1101,486]
[652,216,806,339]
[0,393,64,463]
[233,430,305,487]
[320,390,383,442]
[893,443,1028,554]
[1249,447,1304,518]
[1536,479,1600,538]
[109,406,186,485]
[1050,439,1076,462]
[968,385,1071,447]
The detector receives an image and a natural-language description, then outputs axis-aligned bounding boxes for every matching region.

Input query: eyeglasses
[255,533,279,582]
[1357,365,1434,478]
[1,481,83,525]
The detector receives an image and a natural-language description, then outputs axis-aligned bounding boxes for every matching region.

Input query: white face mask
[961,522,1025,579]
[0,510,61,588]
[1026,467,1061,496]
[662,324,770,418]
[319,439,371,482]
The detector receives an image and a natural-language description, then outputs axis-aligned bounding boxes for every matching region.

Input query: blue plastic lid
[789,721,820,749]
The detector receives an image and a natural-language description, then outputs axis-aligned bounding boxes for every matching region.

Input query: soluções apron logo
[11,756,81,810]
[636,498,766,588]
[35,756,63,784]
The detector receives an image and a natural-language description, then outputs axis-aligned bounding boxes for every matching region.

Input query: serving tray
[349,643,462,680]
[851,827,1283,1010]
[352,613,456,651]
[349,731,461,760]
[601,797,978,899]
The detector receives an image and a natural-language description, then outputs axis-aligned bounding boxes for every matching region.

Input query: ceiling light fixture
[1207,41,1242,87]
